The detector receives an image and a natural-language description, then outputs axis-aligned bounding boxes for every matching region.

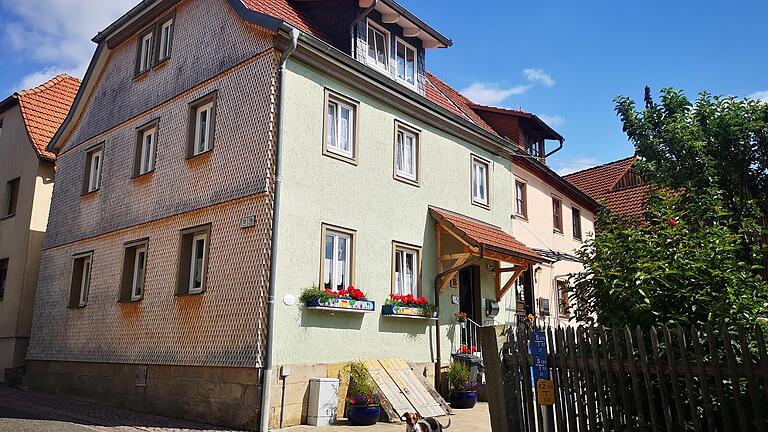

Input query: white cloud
[537,114,564,128]
[522,68,555,87]
[460,82,531,106]
[553,158,601,177]
[1,0,135,90]
[748,90,768,102]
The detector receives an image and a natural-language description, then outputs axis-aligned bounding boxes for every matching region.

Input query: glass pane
[192,239,204,289]
[397,43,406,78]
[479,166,486,198]
[406,48,415,83]
[367,28,376,60]
[198,110,208,152]
[395,132,403,171]
[375,32,386,66]
[394,251,402,295]
[324,234,333,287]
[404,135,414,174]
[327,103,337,149]
[340,106,350,152]
[336,237,347,290]
[404,252,414,295]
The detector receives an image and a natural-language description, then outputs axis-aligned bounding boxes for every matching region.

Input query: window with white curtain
[471,156,489,206]
[395,126,418,182]
[366,20,389,72]
[393,245,419,296]
[324,92,357,162]
[323,227,354,291]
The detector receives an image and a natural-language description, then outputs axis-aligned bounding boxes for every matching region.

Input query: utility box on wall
[307,377,339,426]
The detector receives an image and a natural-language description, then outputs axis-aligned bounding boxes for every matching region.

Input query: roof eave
[372,0,453,48]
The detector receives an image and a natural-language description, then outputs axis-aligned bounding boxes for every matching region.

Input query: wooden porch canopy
[430,207,544,301]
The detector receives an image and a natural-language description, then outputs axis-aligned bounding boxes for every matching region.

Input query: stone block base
[25,360,262,430]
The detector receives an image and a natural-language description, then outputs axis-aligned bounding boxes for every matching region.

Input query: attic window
[396,38,417,88]
[366,21,389,72]
[525,136,543,158]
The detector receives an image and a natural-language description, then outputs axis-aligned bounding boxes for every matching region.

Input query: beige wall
[0,104,55,378]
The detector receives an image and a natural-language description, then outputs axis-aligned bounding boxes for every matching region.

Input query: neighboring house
[25,0,596,429]
[0,75,80,382]
[564,156,649,220]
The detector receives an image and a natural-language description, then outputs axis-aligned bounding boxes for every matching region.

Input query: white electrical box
[307,377,339,426]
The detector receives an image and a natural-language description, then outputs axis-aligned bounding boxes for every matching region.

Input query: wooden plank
[519,325,536,432]
[507,328,526,432]
[722,326,748,431]
[579,327,599,430]
[599,328,621,432]
[612,327,633,430]
[568,327,588,432]
[662,325,687,431]
[477,326,509,432]
[706,325,733,432]
[383,359,445,418]
[364,359,415,420]
[588,328,610,430]
[625,326,647,429]
[675,326,701,432]
[497,267,525,300]
[690,326,716,432]
[548,328,567,432]
[405,361,452,416]
[756,326,768,402]
[738,329,765,431]
[650,326,674,432]
[636,325,660,432]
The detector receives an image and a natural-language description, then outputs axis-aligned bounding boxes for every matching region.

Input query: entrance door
[459,265,482,323]
[515,268,535,320]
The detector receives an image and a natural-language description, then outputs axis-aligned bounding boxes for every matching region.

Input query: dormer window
[525,136,544,158]
[396,38,417,88]
[366,21,389,72]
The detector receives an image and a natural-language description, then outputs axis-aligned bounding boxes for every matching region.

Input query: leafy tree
[570,89,768,327]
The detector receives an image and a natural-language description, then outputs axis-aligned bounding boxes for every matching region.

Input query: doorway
[458,265,482,323]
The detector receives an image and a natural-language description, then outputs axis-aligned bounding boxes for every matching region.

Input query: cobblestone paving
[0,386,491,432]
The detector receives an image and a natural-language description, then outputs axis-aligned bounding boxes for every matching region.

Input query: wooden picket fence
[478,324,768,432]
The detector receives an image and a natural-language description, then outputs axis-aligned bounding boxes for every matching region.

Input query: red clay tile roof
[564,156,648,219]
[424,71,497,134]
[241,0,331,42]
[430,207,543,263]
[14,74,81,161]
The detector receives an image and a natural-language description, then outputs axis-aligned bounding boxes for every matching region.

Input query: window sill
[185,149,213,162]
[131,170,155,180]
[553,229,564,236]
[471,200,490,211]
[512,214,528,222]
[322,149,357,166]
[133,70,150,81]
[394,174,419,187]
[67,304,87,309]
[573,237,583,243]
[118,298,143,304]
[0,213,15,221]
[175,290,206,297]
[81,189,99,198]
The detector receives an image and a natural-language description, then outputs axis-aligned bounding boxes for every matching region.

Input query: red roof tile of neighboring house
[13,74,81,161]
[424,71,497,134]
[564,156,649,219]
[430,207,543,263]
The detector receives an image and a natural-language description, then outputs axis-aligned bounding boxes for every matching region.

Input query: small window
[553,197,563,233]
[396,38,417,88]
[557,280,569,318]
[69,253,93,308]
[4,177,20,218]
[135,122,157,176]
[366,21,389,71]
[394,123,418,183]
[120,240,148,302]
[525,136,543,158]
[323,91,358,163]
[157,17,174,62]
[393,243,420,296]
[137,30,154,74]
[514,180,527,219]
[471,156,490,207]
[187,93,217,158]
[321,225,355,291]
[572,207,582,241]
[83,146,103,194]
[176,225,211,295]
[0,258,8,301]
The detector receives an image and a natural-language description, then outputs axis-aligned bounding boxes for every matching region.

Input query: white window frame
[87,149,102,192]
[188,233,207,294]
[514,180,527,218]
[131,246,147,301]
[325,95,356,160]
[139,127,156,175]
[322,228,353,291]
[393,245,419,296]
[78,255,92,307]
[139,32,153,73]
[395,126,418,182]
[158,19,173,60]
[193,102,214,156]
[366,20,390,72]
[395,37,418,89]
[471,156,490,207]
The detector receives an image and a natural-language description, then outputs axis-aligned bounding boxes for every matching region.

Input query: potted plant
[344,361,384,426]
[454,312,468,323]
[457,344,477,354]
[447,361,478,409]
[299,285,375,313]
[382,294,438,319]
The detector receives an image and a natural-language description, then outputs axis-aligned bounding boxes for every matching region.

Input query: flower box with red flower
[382,294,438,320]
[300,286,375,314]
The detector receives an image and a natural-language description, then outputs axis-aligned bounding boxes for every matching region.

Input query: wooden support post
[478,325,511,432]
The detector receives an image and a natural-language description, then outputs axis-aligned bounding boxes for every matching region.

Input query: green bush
[446,361,471,391]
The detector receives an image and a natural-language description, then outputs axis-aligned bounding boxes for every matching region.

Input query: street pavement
[0,386,491,432]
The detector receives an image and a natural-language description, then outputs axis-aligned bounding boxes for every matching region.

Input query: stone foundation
[25,360,262,430]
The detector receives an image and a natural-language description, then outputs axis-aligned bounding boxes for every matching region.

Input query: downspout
[350,0,378,59]
[260,25,300,432]
[544,138,564,158]
[433,244,485,389]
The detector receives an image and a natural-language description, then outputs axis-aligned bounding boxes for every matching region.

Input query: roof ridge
[563,155,637,179]
[16,74,81,97]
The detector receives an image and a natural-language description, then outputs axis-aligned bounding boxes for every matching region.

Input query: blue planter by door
[347,405,381,425]
[450,391,478,409]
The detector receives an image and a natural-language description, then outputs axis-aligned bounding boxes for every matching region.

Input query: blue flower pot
[450,391,477,409]
[347,404,381,425]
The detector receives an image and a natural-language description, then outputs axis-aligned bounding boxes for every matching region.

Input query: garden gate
[479,323,768,432]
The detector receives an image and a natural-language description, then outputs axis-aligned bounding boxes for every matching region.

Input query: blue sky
[1,0,766,175]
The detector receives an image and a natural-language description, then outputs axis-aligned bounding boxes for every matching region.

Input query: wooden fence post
[478,325,511,432]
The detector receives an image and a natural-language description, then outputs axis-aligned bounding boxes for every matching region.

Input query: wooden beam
[435,225,443,276]
[439,253,472,262]
[496,265,528,300]
[497,267,520,273]
[438,223,479,252]
[439,254,470,292]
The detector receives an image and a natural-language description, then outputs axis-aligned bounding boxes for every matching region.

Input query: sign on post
[536,379,555,406]
[530,330,549,380]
